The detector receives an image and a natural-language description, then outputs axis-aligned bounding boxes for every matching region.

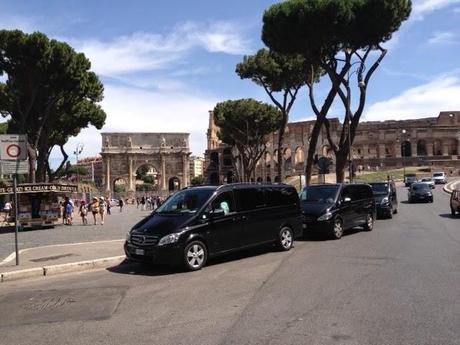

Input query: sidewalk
[0,239,127,283]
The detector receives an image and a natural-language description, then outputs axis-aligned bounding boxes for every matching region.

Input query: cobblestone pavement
[0,205,150,260]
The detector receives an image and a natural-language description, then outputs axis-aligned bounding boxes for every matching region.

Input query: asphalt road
[0,186,459,345]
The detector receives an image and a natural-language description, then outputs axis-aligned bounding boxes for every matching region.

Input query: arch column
[427,142,434,156]
[160,154,166,191]
[411,141,418,157]
[442,141,450,156]
[182,153,188,187]
[105,156,111,192]
[128,157,134,191]
[378,144,386,158]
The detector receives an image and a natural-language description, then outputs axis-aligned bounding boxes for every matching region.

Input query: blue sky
[1,0,460,166]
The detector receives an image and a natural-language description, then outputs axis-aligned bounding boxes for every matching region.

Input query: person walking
[140,196,146,211]
[119,198,124,212]
[79,200,88,225]
[99,197,107,225]
[90,197,99,225]
[64,199,73,225]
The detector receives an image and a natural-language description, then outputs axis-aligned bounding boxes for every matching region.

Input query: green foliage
[236,48,311,93]
[136,183,156,192]
[114,184,126,193]
[136,165,149,180]
[191,176,205,186]
[213,99,282,181]
[214,99,282,148]
[0,121,7,134]
[262,0,412,59]
[0,30,106,182]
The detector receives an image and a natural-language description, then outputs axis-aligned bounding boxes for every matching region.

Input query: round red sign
[6,144,21,158]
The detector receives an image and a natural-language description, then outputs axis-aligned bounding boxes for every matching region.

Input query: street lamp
[401,129,407,181]
[73,143,84,184]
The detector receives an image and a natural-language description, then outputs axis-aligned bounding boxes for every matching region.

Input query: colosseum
[204,111,460,184]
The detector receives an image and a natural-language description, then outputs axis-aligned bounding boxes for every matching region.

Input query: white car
[432,172,447,184]
[420,177,435,189]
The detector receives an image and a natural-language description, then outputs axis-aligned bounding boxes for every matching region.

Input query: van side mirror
[343,197,351,203]
[210,208,225,219]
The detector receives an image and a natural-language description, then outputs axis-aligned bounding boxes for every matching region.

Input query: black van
[369,181,398,218]
[124,183,302,271]
[299,183,376,239]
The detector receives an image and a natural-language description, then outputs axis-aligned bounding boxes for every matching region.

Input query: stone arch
[284,148,292,171]
[210,152,219,166]
[226,171,235,184]
[168,177,181,192]
[401,140,412,157]
[113,177,127,194]
[453,139,459,155]
[256,177,263,182]
[266,176,272,182]
[417,139,427,156]
[294,146,305,165]
[210,172,219,185]
[322,145,332,158]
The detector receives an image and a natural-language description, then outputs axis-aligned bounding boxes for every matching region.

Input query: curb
[1,256,127,283]
[443,180,460,194]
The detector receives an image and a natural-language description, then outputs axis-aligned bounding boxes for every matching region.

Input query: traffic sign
[0,134,28,160]
[0,160,29,175]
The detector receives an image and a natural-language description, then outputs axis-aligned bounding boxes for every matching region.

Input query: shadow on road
[439,213,459,219]
[298,227,364,242]
[107,245,276,277]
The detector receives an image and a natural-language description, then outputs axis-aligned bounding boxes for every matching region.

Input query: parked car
[450,189,460,216]
[432,171,447,184]
[124,183,302,271]
[369,181,398,218]
[299,183,376,240]
[408,183,433,203]
[404,173,417,187]
[420,177,435,189]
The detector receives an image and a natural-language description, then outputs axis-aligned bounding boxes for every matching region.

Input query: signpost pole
[13,173,19,265]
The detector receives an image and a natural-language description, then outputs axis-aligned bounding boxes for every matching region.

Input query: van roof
[182,183,292,192]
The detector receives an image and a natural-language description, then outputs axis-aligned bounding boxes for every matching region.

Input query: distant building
[189,156,205,179]
[76,156,103,187]
[205,111,460,184]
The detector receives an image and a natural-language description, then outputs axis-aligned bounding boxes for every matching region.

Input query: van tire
[330,218,343,240]
[183,241,207,271]
[363,213,374,231]
[277,227,294,251]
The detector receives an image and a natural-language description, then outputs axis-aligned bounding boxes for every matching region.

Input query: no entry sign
[0,135,28,160]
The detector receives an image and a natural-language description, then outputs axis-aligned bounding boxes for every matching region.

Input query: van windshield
[300,185,339,203]
[370,183,389,195]
[156,189,214,215]
[433,173,444,177]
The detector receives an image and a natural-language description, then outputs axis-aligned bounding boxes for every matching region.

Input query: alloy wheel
[280,228,293,250]
[186,243,206,270]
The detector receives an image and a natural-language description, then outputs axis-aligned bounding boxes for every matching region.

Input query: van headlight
[158,233,181,246]
[381,197,389,205]
[317,212,333,221]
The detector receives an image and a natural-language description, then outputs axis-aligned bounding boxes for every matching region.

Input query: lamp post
[401,129,407,180]
[74,143,84,184]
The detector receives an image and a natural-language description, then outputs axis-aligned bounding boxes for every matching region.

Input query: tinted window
[156,189,214,214]
[236,188,265,211]
[280,187,298,205]
[412,183,430,191]
[301,185,340,203]
[212,191,235,215]
[357,185,373,199]
[370,183,389,195]
[266,188,282,207]
[433,173,444,177]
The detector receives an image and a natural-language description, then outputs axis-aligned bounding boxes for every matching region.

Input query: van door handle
[241,216,247,221]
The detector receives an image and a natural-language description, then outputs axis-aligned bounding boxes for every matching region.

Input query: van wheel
[331,218,343,240]
[183,241,207,271]
[363,213,374,231]
[277,227,294,251]
[388,204,393,219]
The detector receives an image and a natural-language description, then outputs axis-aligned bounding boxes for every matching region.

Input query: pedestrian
[119,198,124,212]
[79,200,88,225]
[140,196,146,211]
[64,198,73,225]
[3,200,12,224]
[107,201,112,215]
[90,197,99,225]
[99,197,107,225]
[136,197,140,209]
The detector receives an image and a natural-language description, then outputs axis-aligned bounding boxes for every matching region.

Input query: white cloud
[364,74,460,121]
[412,0,460,19]
[428,31,457,44]
[73,21,250,77]
[51,83,218,165]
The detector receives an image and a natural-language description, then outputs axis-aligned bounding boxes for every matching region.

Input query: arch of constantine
[101,133,190,196]
[205,111,460,183]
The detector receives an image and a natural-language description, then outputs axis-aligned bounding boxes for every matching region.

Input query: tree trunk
[27,144,36,183]
[305,120,323,185]
[277,114,287,180]
[335,149,348,183]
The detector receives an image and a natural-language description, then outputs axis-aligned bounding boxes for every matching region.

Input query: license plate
[135,249,145,255]
[302,223,307,229]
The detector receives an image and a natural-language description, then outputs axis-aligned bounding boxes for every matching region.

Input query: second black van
[300,183,376,239]
[124,183,302,271]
